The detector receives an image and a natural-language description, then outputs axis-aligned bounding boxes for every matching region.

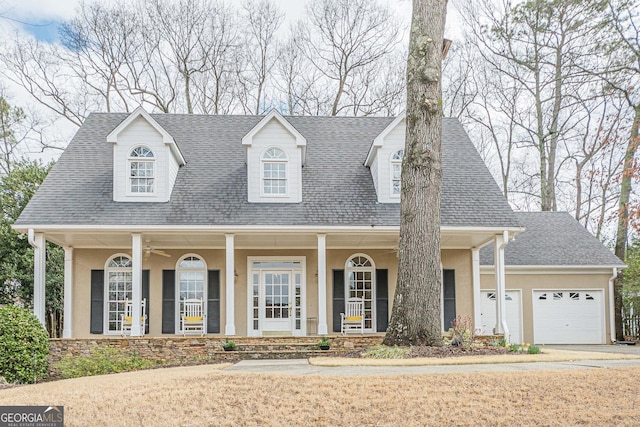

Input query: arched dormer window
[391,149,403,196]
[262,147,288,195]
[129,146,155,194]
[175,254,207,334]
[345,254,376,332]
[104,254,132,333]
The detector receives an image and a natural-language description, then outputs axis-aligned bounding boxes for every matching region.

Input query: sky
[0,0,419,43]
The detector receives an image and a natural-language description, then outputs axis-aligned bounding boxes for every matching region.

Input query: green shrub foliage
[0,305,49,383]
[56,347,159,379]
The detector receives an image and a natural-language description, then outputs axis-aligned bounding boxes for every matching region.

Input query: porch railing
[622,314,640,339]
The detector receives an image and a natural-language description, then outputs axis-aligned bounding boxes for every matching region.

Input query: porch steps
[217,335,383,358]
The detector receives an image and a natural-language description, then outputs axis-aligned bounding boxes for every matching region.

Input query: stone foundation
[47,335,383,377]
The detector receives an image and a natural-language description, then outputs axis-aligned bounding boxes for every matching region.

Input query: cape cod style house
[15,108,623,344]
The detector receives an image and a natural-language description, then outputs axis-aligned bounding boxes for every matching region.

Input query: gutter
[609,267,618,343]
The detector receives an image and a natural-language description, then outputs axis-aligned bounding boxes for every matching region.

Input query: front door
[261,271,293,335]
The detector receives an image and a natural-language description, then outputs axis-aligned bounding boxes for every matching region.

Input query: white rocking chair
[120,298,147,336]
[341,297,365,334]
[181,298,205,336]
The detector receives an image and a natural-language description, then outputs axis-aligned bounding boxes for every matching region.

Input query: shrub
[362,344,410,359]
[450,315,476,350]
[56,347,159,379]
[0,305,50,383]
[527,344,541,354]
[508,343,520,352]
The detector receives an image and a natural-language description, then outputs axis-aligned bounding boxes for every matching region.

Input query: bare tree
[295,0,401,116]
[59,1,138,113]
[603,0,640,340]
[237,0,283,114]
[384,0,447,346]
[458,0,606,211]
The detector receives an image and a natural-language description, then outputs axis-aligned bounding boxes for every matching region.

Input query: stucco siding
[480,271,613,344]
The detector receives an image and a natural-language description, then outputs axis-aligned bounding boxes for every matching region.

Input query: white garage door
[480,290,522,344]
[533,290,604,344]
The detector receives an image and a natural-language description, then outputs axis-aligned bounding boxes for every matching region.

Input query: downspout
[28,228,37,249]
[498,230,510,341]
[609,267,618,343]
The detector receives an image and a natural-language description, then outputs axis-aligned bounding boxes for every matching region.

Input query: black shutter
[443,269,456,331]
[90,270,104,334]
[332,269,345,333]
[162,270,175,334]
[142,270,150,334]
[207,270,221,334]
[376,269,389,332]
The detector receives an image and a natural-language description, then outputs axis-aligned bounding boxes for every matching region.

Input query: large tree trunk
[614,104,640,340]
[383,0,447,347]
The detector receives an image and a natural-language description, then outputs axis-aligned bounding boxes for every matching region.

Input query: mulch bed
[342,345,510,359]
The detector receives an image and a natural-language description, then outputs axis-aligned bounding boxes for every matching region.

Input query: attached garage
[480,290,522,344]
[533,290,605,344]
[479,212,624,345]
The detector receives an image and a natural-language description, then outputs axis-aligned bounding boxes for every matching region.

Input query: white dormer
[365,113,406,203]
[107,107,185,203]
[242,110,306,203]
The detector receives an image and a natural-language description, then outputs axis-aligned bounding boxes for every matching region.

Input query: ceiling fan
[143,241,171,260]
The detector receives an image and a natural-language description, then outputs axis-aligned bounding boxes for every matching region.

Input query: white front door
[261,271,293,335]
[248,258,305,337]
[480,290,522,344]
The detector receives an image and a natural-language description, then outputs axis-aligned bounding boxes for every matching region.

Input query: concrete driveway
[546,344,640,355]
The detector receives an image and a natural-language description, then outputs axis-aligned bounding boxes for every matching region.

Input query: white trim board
[480,266,623,275]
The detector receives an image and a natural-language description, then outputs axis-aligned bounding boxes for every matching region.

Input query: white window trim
[344,253,377,333]
[246,256,307,337]
[103,253,132,335]
[260,147,289,198]
[390,149,403,199]
[175,253,208,334]
[127,146,156,196]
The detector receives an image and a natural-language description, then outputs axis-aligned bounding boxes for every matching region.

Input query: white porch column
[62,247,74,338]
[494,232,510,340]
[471,247,481,333]
[29,230,46,327]
[317,234,328,335]
[130,233,143,337]
[225,234,236,335]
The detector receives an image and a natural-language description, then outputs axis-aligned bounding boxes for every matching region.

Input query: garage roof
[480,212,624,267]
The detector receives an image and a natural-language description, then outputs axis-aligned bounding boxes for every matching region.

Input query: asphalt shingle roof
[480,212,624,266]
[16,114,520,228]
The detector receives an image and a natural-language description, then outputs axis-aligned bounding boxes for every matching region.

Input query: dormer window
[129,146,155,194]
[262,147,288,195]
[391,149,403,196]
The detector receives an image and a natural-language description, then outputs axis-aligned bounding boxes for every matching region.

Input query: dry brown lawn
[311,348,640,366]
[1,364,639,426]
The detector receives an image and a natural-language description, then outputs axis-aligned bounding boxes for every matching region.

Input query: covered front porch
[24,225,521,339]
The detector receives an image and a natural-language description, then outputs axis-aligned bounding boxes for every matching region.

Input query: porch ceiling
[39,228,504,251]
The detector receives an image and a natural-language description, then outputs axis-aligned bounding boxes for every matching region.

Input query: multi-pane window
[346,255,375,331]
[176,255,206,333]
[129,146,155,194]
[262,147,287,195]
[106,255,132,333]
[391,149,403,196]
